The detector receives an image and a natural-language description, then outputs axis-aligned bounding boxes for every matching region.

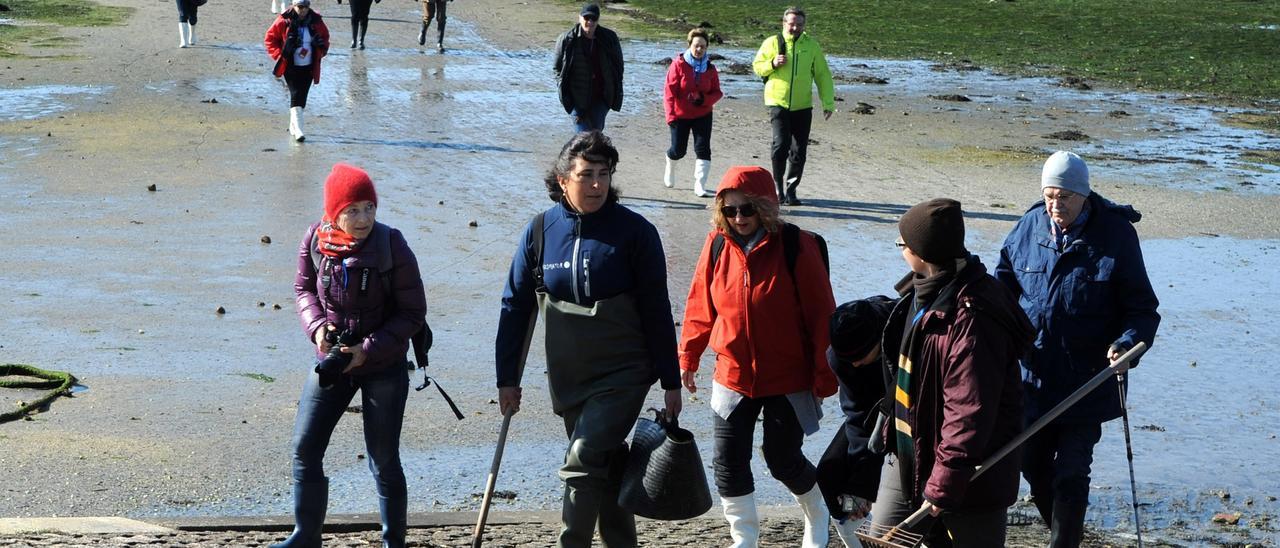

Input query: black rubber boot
[358,20,367,49]
[784,180,802,206]
[269,480,328,548]
[1049,500,1088,548]
[378,495,407,548]
[417,21,428,45]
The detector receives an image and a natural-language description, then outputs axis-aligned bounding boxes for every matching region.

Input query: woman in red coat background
[265,0,330,143]
[679,165,837,548]
[662,27,723,197]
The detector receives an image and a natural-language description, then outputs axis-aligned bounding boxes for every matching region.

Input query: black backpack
[309,223,463,420]
[708,222,829,278]
[761,32,786,84]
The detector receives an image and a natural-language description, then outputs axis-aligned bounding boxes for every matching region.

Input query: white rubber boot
[663,156,679,188]
[178,22,189,48]
[187,23,196,45]
[270,0,281,13]
[694,158,713,197]
[289,106,305,142]
[794,484,831,548]
[721,493,759,548]
[832,515,865,548]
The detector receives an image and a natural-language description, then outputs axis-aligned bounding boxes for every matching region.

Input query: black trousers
[349,0,372,39]
[768,106,813,197]
[1022,421,1103,548]
[667,113,713,161]
[175,0,198,24]
[284,64,314,108]
[712,394,815,497]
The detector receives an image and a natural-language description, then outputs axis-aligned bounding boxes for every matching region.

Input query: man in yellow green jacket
[753,6,835,206]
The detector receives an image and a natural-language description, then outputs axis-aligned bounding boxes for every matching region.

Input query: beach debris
[346,405,362,414]
[258,302,266,307]
[260,235,272,244]
[1044,130,1090,141]
[273,304,282,310]
[200,98,218,104]
[471,490,517,500]
[263,148,277,152]
[931,60,982,72]
[930,94,972,102]
[852,102,876,115]
[1212,512,1241,525]
[146,184,157,192]
[847,74,889,85]
[1108,110,1131,118]
[1058,76,1092,90]
[469,220,479,227]
[1137,424,1165,432]
[216,306,226,315]
[232,372,276,383]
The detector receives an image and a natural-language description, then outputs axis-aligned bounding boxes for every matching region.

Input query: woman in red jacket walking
[265,0,330,142]
[679,165,837,548]
[662,27,723,197]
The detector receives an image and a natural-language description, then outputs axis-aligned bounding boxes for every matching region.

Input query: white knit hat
[1041,151,1090,197]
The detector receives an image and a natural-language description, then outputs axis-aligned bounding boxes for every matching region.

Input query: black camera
[315,329,358,387]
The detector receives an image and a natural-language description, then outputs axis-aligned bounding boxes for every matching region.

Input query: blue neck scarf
[682,50,709,75]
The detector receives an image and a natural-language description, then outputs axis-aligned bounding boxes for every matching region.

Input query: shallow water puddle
[0,84,108,122]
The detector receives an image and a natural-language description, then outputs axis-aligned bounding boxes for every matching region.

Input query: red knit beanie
[323,163,377,222]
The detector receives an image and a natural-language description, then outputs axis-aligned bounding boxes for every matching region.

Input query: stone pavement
[0,509,1114,547]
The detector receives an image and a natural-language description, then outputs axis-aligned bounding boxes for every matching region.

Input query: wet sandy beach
[1,0,1278,545]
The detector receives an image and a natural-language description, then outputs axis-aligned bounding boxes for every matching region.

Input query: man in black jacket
[553,3,624,132]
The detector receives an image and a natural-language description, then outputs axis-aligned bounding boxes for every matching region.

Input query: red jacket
[265,11,330,83]
[663,54,723,124]
[679,169,836,398]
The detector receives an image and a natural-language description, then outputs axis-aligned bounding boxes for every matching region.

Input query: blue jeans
[290,365,410,499]
[571,103,611,133]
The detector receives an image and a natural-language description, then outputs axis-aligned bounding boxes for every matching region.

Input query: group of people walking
[261,4,1162,548]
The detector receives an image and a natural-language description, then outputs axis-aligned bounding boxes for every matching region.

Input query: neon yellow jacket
[752,32,835,112]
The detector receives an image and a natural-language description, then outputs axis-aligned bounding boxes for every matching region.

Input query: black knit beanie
[829,295,895,365]
[898,198,967,264]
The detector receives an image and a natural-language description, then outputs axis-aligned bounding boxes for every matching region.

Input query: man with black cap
[866,198,1034,547]
[553,3,624,132]
[996,152,1160,547]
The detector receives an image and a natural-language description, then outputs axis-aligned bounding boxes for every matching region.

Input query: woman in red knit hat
[275,163,426,548]
[678,165,837,548]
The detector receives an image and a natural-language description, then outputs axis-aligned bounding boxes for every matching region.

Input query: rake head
[853,519,926,548]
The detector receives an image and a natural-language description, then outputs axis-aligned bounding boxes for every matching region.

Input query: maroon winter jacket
[882,258,1033,511]
[294,222,426,376]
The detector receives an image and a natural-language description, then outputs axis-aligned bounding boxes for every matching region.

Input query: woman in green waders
[494,131,684,548]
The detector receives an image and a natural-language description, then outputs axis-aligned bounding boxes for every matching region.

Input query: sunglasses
[720,204,758,218]
[582,15,598,21]
[894,239,907,248]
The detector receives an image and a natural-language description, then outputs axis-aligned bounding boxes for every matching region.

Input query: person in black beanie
[864,198,1034,547]
[817,295,895,547]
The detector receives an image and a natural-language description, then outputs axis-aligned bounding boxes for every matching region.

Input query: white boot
[187,23,196,45]
[721,493,759,548]
[289,106,306,142]
[270,0,280,13]
[794,484,831,548]
[833,516,865,548]
[663,156,679,188]
[694,158,714,197]
[178,22,189,48]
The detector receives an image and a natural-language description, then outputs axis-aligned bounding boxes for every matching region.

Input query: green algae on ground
[579,0,1280,100]
[0,0,131,58]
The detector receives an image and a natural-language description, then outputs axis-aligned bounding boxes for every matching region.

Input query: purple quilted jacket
[294,221,427,375]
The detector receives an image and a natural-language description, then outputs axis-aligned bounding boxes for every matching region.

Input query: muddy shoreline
[1,0,1278,545]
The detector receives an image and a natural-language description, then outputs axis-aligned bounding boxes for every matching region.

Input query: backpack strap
[708,233,727,274]
[781,222,830,276]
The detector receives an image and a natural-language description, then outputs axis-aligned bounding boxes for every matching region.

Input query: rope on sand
[0,363,77,423]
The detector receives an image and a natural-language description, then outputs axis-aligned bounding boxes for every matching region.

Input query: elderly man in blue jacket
[995,151,1160,548]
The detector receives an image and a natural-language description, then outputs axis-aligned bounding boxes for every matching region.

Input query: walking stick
[855,342,1148,548]
[472,408,514,548]
[1117,372,1144,548]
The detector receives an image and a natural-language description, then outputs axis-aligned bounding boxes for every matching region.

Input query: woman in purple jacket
[275,163,426,548]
